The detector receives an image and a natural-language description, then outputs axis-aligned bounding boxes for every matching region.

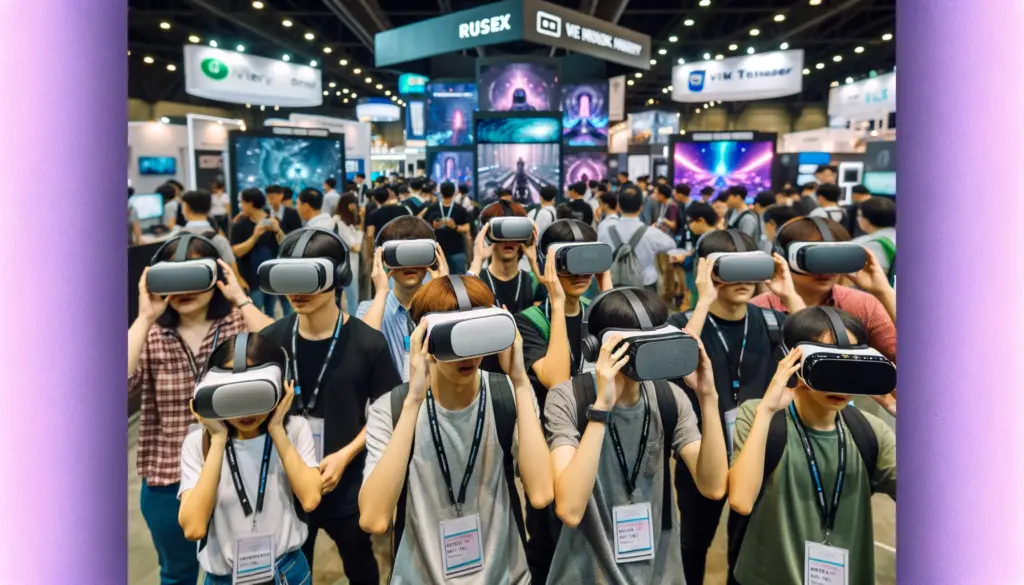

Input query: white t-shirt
[211,192,231,216]
[178,417,318,577]
[527,205,557,234]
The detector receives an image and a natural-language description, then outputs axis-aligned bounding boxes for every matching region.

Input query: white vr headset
[192,332,285,420]
[258,228,353,295]
[382,238,437,268]
[146,233,220,295]
[487,216,536,242]
[775,217,867,275]
[423,276,517,362]
[701,230,776,283]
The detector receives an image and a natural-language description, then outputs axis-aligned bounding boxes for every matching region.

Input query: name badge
[233,533,275,585]
[613,502,655,564]
[439,513,484,578]
[306,416,325,464]
[805,541,849,585]
[724,408,739,457]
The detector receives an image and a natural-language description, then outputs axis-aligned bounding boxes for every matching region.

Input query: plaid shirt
[129,311,245,486]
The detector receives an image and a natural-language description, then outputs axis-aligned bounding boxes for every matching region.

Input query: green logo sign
[200,58,229,80]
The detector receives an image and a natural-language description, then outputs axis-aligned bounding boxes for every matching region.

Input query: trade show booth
[128,121,189,194]
[670,131,778,200]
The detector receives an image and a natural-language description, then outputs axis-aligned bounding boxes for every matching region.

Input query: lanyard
[177,326,221,378]
[291,314,344,414]
[438,201,454,222]
[707,315,748,403]
[424,378,487,517]
[224,434,273,532]
[606,385,650,503]
[484,269,522,310]
[788,403,846,545]
[546,300,583,374]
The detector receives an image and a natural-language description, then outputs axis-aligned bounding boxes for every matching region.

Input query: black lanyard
[607,384,650,503]
[424,377,487,517]
[177,326,221,378]
[291,314,344,414]
[484,269,522,310]
[224,434,273,531]
[788,403,846,545]
[546,300,584,374]
[707,315,748,403]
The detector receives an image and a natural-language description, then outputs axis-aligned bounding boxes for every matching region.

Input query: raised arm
[269,383,322,512]
[129,268,167,378]
[360,248,392,331]
[676,335,727,501]
[531,258,571,388]
[685,259,717,338]
[215,259,274,331]
[178,410,227,541]
[507,329,554,509]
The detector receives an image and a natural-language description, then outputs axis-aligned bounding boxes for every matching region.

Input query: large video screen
[428,151,474,190]
[426,82,477,147]
[563,152,608,191]
[478,62,559,112]
[630,111,678,145]
[562,83,609,146]
[672,141,774,196]
[476,117,561,144]
[232,135,344,195]
[476,144,560,204]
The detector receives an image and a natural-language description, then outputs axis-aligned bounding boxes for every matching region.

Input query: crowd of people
[128,163,896,585]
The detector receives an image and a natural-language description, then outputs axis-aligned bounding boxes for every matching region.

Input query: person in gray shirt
[544,289,728,585]
[360,276,554,585]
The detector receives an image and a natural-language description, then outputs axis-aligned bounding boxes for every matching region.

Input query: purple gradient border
[899,1,1024,583]
[0,0,127,582]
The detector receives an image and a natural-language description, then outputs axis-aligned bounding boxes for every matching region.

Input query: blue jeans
[140,480,199,585]
[251,289,292,318]
[203,548,310,585]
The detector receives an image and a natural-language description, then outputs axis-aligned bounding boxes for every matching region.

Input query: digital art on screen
[672,141,774,195]
[479,62,559,112]
[476,117,561,144]
[562,83,609,146]
[428,151,474,190]
[630,111,678,145]
[233,136,344,195]
[476,143,560,204]
[563,152,608,191]
[426,82,477,147]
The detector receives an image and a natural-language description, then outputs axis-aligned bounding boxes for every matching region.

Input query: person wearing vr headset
[179,332,322,585]
[542,287,728,584]
[359,275,553,584]
[129,233,265,585]
[468,209,543,314]
[422,181,472,275]
[256,227,402,584]
[727,307,896,585]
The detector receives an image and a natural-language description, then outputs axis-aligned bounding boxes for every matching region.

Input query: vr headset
[782,306,896,396]
[257,228,352,295]
[539,220,613,276]
[487,216,535,243]
[582,288,699,381]
[192,332,286,420]
[147,233,220,295]
[775,217,866,275]
[382,239,437,268]
[700,229,775,283]
[424,276,517,362]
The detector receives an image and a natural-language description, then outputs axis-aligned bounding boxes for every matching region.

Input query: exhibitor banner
[828,72,896,119]
[671,49,804,103]
[184,45,322,107]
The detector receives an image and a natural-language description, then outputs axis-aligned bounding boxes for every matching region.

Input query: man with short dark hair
[699,186,715,203]
[809,183,848,224]
[597,186,676,292]
[230,188,287,315]
[725,186,763,247]
[265,184,303,234]
[793,182,821,215]
[814,164,838,185]
[406,177,426,214]
[529,185,559,233]
[652,183,680,234]
[843,184,872,237]
[853,196,897,277]
[179,189,237,267]
[763,204,799,243]
[364,187,412,250]
[597,191,619,225]
[422,181,471,274]
[353,173,369,206]
[296,187,333,230]
[323,177,341,216]
[566,181,595,226]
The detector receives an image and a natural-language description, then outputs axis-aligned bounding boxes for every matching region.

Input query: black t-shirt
[515,306,585,412]
[402,198,424,216]
[260,314,401,517]
[423,202,470,256]
[481,268,535,313]
[566,199,594,225]
[229,216,280,287]
[366,204,413,240]
[269,206,304,234]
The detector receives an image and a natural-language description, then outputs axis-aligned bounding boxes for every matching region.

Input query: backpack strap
[627,225,648,248]
[390,384,414,560]
[521,306,551,341]
[760,308,782,348]
[839,406,880,482]
[487,372,527,545]
[875,236,897,282]
[608,226,624,251]
[652,380,677,531]
[572,373,597,438]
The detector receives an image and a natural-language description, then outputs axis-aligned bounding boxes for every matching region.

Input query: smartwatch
[586,405,613,424]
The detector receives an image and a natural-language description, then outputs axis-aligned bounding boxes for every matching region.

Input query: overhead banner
[671,49,804,103]
[374,0,651,70]
[828,72,896,119]
[184,45,322,107]
[608,75,626,121]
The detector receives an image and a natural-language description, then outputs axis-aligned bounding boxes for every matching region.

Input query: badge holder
[233,533,275,585]
[724,407,738,456]
[439,512,485,578]
[306,416,325,464]
[613,502,655,564]
[804,540,849,585]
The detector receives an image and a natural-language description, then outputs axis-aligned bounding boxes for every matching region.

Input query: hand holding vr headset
[758,347,803,416]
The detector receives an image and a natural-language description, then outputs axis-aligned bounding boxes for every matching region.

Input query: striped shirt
[356,291,412,382]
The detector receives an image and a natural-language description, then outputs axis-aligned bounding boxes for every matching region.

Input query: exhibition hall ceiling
[129,0,895,111]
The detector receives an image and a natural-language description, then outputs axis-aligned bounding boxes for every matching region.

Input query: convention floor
[127,418,895,584]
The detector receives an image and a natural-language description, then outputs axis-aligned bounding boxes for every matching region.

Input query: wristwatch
[586,405,613,424]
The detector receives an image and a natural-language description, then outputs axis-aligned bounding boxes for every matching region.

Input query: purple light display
[672,141,774,195]
[563,152,608,191]
[478,62,559,112]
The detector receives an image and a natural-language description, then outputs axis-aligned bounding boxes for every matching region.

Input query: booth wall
[128,122,189,193]
[683,104,828,134]
[128,98,235,122]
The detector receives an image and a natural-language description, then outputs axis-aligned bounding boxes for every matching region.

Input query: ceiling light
[703,52,711,60]
[282,19,293,27]
[810,0,822,4]
[635,72,642,78]
[715,54,724,60]
[833,55,842,62]
[236,44,245,52]
[696,108,701,113]
[252,1,264,8]
[282,54,290,61]
[336,91,341,96]
[669,85,674,91]
[304,32,315,40]
[669,35,678,42]
[750,29,760,36]
[845,77,854,84]
[365,77,372,83]
[678,58,686,65]
[327,82,335,88]
[159,22,171,30]
[780,42,789,50]
[650,59,657,65]
[684,19,694,26]
[774,14,786,22]
[854,46,865,53]
[658,48,667,55]
[309,60,317,67]
[209,40,218,48]
[802,68,810,74]
[166,64,176,71]
[830,81,839,87]
[353,68,362,74]
[339,59,348,66]
[188,35,200,43]
[627,79,634,86]
[351,93,357,98]
[375,84,383,89]
[274,105,279,111]
[882,33,893,41]
[143,56,154,64]
[391,96,397,101]
[385,90,391,96]
[160,117,170,123]
[747,47,755,54]
[662,88,668,94]
[260,105,265,111]
[323,91,329,96]
[246,103,251,108]
[343,88,349,93]
[344,99,349,104]
[815,62,825,69]
[128,50,131,55]
[728,44,738,51]
[699,0,710,6]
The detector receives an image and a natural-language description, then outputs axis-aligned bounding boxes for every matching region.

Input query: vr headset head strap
[725,229,748,252]
[810,217,834,242]
[619,288,655,330]
[567,219,584,242]
[446,275,472,312]
[151,232,216,265]
[233,332,249,374]
[818,306,851,347]
[498,199,513,217]
[174,233,194,261]
[290,228,319,258]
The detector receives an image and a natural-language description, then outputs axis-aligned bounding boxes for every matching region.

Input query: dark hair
[336,193,359,226]
[396,185,410,196]
[655,184,672,199]
[279,228,348,264]
[714,192,730,204]
[686,201,719,226]
[206,333,290,438]
[754,190,776,208]
[156,184,176,203]
[859,196,895,228]
[372,187,392,204]
[587,288,669,339]
[283,187,294,199]
[763,205,799,228]
[851,184,871,196]
[166,179,185,191]
[815,165,838,176]
[440,182,456,198]
[355,173,366,180]
[457,183,470,195]
[781,186,798,197]
[674,183,691,197]
[297,187,324,211]
[700,186,716,198]
[409,177,425,191]
[617,171,628,178]
[697,229,757,258]
[727,185,748,200]
[540,185,558,202]
[599,192,618,209]
[817,183,842,203]
[409,276,495,324]
[129,187,135,198]
[324,178,338,189]
[776,217,852,249]
[212,181,225,192]
[555,203,574,220]
[618,186,643,214]
[783,307,868,349]
[265,185,286,196]
[240,188,266,209]
[377,216,435,245]
[539,219,597,255]
[154,236,233,328]
[568,182,586,196]
[181,189,212,215]
[480,199,527,223]
[800,182,819,193]
[588,180,599,189]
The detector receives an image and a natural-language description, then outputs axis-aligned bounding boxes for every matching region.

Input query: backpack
[875,236,896,287]
[519,298,592,341]
[607,225,649,287]
[388,372,525,565]
[726,406,879,577]
[822,207,848,225]
[528,206,556,226]
[728,209,764,247]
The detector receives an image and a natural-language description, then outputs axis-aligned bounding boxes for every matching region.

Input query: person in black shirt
[564,181,594,226]
[469,200,541,314]
[421,181,471,274]
[266,185,303,234]
[665,229,805,585]
[230,188,285,315]
[364,187,412,252]
[257,228,401,584]
[844,184,872,237]
[763,204,799,243]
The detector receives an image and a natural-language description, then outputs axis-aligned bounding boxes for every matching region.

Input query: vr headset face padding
[776,216,866,275]
[258,228,351,295]
[147,233,221,295]
[382,239,437,268]
[487,217,535,242]
[192,333,284,420]
[423,276,516,361]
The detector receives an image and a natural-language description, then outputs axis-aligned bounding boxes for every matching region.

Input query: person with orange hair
[359,275,553,584]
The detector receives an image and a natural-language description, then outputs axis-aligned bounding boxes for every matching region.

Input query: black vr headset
[424,276,517,362]
[538,219,613,276]
[147,233,221,295]
[257,228,352,295]
[781,306,896,396]
[582,288,699,381]
[192,332,287,420]
[774,217,866,275]
[699,229,776,283]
